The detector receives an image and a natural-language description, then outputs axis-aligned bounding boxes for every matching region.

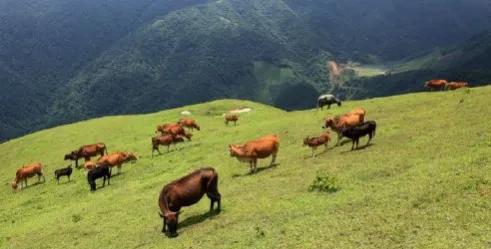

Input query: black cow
[317,94,342,109]
[54,165,73,184]
[87,165,111,191]
[340,121,377,150]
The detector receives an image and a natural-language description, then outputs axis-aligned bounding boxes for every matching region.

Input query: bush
[308,172,339,193]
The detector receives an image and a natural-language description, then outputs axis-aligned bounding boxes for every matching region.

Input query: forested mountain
[1,0,490,141]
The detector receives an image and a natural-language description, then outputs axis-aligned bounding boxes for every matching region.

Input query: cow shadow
[18,180,46,190]
[178,211,220,230]
[340,143,375,154]
[56,179,74,185]
[232,163,279,178]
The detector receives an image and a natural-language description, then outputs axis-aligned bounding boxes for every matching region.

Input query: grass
[1,86,491,249]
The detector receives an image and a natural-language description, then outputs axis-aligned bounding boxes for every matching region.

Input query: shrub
[308,172,339,193]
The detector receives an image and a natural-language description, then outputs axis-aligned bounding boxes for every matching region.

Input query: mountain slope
[1,86,490,248]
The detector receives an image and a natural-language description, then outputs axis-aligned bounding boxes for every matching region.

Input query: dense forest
[1,0,490,141]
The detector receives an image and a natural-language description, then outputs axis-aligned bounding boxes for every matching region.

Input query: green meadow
[1,87,490,249]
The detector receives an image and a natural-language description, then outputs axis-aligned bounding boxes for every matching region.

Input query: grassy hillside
[1,87,491,248]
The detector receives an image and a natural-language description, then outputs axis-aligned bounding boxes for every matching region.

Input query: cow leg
[107,173,111,185]
[102,176,106,187]
[336,133,342,146]
[249,162,254,173]
[167,145,170,153]
[271,153,277,166]
[57,177,60,184]
[351,140,355,150]
[162,218,167,233]
[117,164,121,174]
[75,159,79,169]
[311,148,315,158]
[327,104,331,109]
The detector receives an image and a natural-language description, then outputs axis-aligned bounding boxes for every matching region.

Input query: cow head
[123,152,138,163]
[174,136,185,143]
[160,211,180,237]
[323,119,334,129]
[303,137,310,146]
[229,145,242,157]
[337,102,342,107]
[186,132,193,139]
[11,180,18,190]
[64,151,78,161]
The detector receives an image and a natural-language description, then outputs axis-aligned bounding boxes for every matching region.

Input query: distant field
[350,65,388,77]
[1,87,490,248]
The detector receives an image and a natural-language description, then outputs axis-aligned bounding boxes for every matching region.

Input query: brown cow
[64,143,108,168]
[323,109,365,146]
[152,134,185,156]
[425,79,448,91]
[229,135,279,173]
[158,167,221,237]
[303,132,331,158]
[156,123,192,141]
[224,114,239,126]
[11,162,45,190]
[178,118,200,131]
[97,152,137,174]
[446,81,469,90]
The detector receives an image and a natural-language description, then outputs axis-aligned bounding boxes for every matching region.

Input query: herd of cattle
[424,79,469,91]
[8,80,468,237]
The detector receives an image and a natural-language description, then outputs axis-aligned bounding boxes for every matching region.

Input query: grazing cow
[425,79,448,91]
[64,143,108,168]
[54,165,73,184]
[446,81,469,90]
[323,109,365,145]
[303,132,331,158]
[224,114,239,126]
[158,167,221,237]
[87,165,111,191]
[317,94,342,109]
[11,162,45,190]
[340,121,377,150]
[229,135,279,173]
[97,152,137,174]
[156,123,192,141]
[152,134,185,155]
[178,118,200,131]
